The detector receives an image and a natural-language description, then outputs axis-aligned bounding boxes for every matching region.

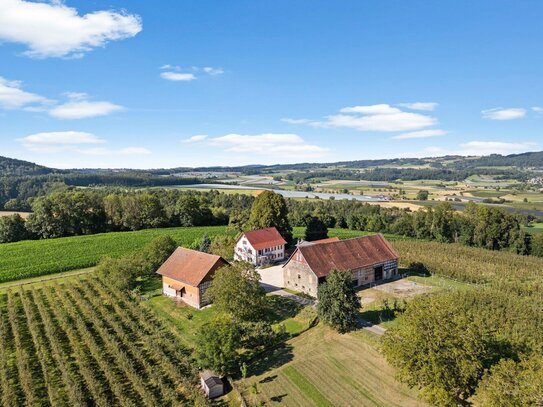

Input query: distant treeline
[285,167,527,183]
[0,173,204,210]
[1,189,542,257]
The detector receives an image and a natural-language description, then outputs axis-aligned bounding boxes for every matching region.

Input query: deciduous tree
[317,270,360,333]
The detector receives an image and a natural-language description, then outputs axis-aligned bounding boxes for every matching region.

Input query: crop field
[0,226,233,283]
[242,325,427,407]
[0,277,205,406]
[0,226,372,284]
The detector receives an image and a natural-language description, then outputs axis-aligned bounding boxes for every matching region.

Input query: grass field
[241,324,428,407]
[0,225,374,284]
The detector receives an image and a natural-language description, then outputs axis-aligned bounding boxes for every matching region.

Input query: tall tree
[304,217,328,241]
[0,214,29,243]
[317,270,360,333]
[195,317,241,376]
[205,262,266,321]
[248,191,292,244]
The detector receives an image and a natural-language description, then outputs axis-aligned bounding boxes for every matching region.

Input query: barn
[156,247,228,309]
[282,234,399,296]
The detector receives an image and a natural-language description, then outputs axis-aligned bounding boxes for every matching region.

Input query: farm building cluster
[157,226,399,308]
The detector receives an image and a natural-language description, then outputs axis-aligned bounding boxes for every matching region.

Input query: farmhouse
[234,227,287,266]
[283,234,399,296]
[156,247,228,309]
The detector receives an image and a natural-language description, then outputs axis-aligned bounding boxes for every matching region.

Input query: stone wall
[283,261,318,297]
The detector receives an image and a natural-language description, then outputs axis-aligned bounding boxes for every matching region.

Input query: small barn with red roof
[156,247,228,308]
[282,234,399,297]
[234,227,287,266]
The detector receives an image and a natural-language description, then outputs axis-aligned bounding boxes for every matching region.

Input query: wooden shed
[200,370,224,399]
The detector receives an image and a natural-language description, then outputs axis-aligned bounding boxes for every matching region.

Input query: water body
[176,184,388,202]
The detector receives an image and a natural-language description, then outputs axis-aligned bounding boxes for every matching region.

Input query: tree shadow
[247,343,294,377]
[359,309,396,325]
[270,394,288,402]
[264,296,302,324]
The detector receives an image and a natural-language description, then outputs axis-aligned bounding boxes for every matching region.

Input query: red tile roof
[156,247,228,286]
[292,234,398,278]
[240,227,287,250]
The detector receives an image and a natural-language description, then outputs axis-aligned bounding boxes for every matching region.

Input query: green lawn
[0,226,378,284]
[241,324,428,407]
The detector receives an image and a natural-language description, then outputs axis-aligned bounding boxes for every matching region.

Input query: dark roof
[240,227,287,250]
[293,234,399,278]
[156,247,228,286]
[200,370,223,388]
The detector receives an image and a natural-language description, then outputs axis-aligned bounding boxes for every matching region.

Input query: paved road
[356,317,387,336]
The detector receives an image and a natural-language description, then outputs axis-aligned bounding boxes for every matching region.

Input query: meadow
[241,324,428,407]
[0,226,371,283]
[0,277,206,406]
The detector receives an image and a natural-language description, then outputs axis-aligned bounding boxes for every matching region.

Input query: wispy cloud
[17,131,150,156]
[284,103,437,132]
[0,0,142,58]
[0,76,52,109]
[160,71,196,81]
[392,129,447,140]
[280,118,313,124]
[482,107,526,120]
[49,93,124,119]
[203,67,224,76]
[160,65,224,81]
[182,135,208,143]
[399,102,438,111]
[186,133,329,159]
[532,106,543,114]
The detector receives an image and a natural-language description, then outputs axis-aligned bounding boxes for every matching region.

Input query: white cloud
[17,131,150,156]
[399,102,438,111]
[392,129,447,140]
[280,118,313,124]
[205,133,329,158]
[160,72,196,81]
[203,67,224,76]
[291,103,437,132]
[458,141,537,155]
[18,131,105,152]
[532,106,543,114]
[182,135,208,143]
[0,0,142,58]
[0,76,51,109]
[49,100,124,119]
[340,104,401,115]
[482,107,526,120]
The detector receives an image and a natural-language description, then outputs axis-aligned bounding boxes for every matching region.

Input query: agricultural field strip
[0,281,203,407]
[0,226,371,284]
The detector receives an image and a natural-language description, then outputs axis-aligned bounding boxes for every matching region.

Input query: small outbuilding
[156,247,228,309]
[200,370,224,399]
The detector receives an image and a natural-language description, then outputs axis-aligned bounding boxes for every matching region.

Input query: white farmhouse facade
[234,227,287,266]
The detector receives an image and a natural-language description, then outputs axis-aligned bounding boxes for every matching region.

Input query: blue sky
[0,0,542,168]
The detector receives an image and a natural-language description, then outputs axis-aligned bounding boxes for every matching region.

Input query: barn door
[374,265,384,281]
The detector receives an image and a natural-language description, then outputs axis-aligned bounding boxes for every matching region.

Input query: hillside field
[0,226,377,283]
